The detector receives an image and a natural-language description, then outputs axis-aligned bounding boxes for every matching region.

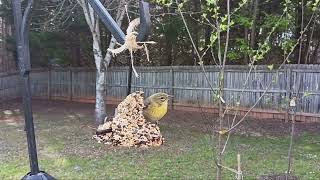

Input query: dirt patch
[0,116,24,125]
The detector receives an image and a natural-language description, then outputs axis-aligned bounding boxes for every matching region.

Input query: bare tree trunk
[286,110,296,178]
[305,20,316,64]
[204,25,212,64]
[104,3,125,67]
[297,0,304,64]
[166,37,173,65]
[92,24,107,124]
[164,4,175,66]
[216,69,225,180]
[95,4,125,124]
[191,0,200,65]
[72,32,81,67]
[287,1,303,175]
[294,1,302,63]
[244,27,249,64]
[75,35,81,66]
[311,39,320,63]
[77,0,106,123]
[216,0,230,178]
[216,23,223,180]
[304,37,310,64]
[77,0,125,124]
[95,70,106,124]
[250,0,259,49]
[244,2,249,64]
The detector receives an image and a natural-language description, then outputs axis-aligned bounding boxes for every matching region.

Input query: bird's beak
[167,95,174,98]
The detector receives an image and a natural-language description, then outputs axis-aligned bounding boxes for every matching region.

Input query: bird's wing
[143,98,150,110]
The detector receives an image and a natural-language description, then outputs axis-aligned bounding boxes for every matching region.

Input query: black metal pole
[22,76,40,174]
[12,0,55,179]
[88,0,125,44]
[127,63,133,95]
[11,0,150,178]
[88,0,151,44]
[137,1,151,42]
[12,0,39,174]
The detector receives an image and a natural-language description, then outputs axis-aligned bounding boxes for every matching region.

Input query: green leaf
[267,64,274,71]
[210,33,218,45]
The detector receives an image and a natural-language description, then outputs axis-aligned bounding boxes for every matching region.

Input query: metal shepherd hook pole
[11,0,150,178]
[12,0,55,179]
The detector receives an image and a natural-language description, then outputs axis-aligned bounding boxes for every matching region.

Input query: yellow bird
[143,92,172,124]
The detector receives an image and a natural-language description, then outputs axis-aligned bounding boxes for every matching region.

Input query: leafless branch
[175,0,215,92]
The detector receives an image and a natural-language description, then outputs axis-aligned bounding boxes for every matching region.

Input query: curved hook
[137,1,151,42]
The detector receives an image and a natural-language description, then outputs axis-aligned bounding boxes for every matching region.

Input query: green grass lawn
[0,101,319,179]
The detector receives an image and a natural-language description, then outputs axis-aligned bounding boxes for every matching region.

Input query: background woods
[0,0,319,68]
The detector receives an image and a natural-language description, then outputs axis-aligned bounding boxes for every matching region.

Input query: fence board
[1,65,320,115]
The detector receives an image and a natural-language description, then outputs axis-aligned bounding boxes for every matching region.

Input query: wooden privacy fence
[1,65,320,122]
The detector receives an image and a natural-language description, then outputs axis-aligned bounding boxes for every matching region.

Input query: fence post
[69,68,73,101]
[47,68,51,100]
[170,66,174,110]
[285,68,291,122]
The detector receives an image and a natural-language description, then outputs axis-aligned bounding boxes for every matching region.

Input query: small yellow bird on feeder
[143,92,172,124]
